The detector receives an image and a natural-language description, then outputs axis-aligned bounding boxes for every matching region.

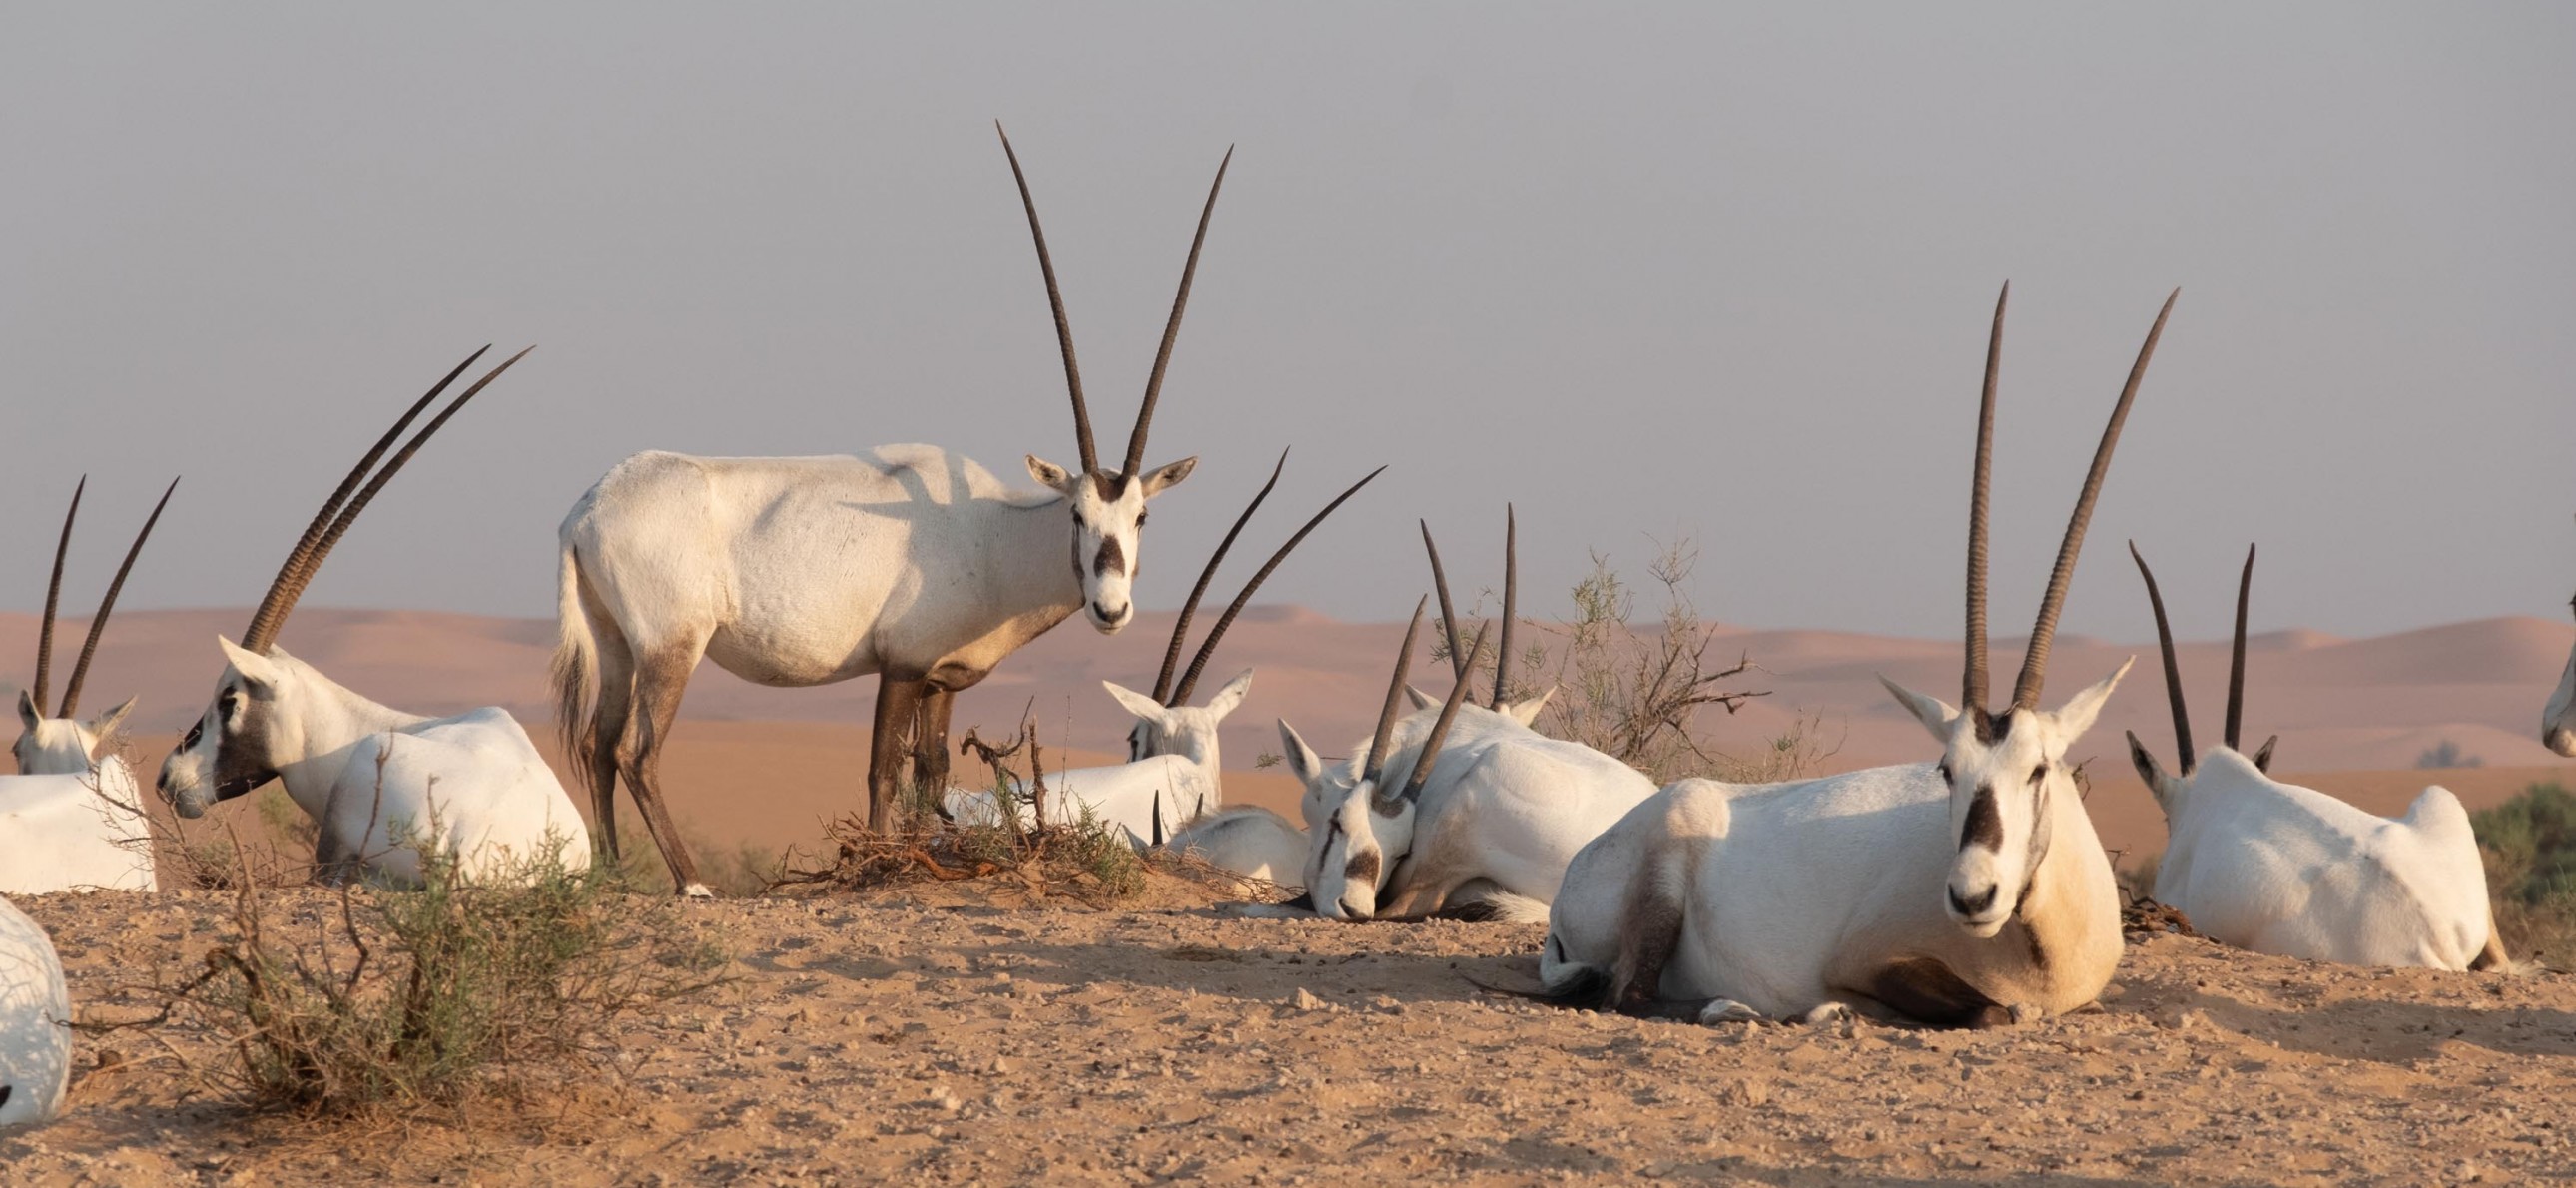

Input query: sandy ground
[4,885,2574,1186]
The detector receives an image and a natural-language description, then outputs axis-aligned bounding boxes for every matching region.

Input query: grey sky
[5,4,2570,644]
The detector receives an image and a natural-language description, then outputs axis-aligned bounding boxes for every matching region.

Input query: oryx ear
[1138,456,1197,498]
[1278,719,1324,785]
[89,697,137,750]
[1877,676,1957,741]
[216,635,287,691]
[1102,681,1169,725]
[1503,686,1558,727]
[2048,657,2136,742]
[2125,730,2175,798]
[16,689,38,732]
[2251,734,2278,774]
[1404,685,1436,712]
[1202,669,1255,719]
[1025,455,1079,494]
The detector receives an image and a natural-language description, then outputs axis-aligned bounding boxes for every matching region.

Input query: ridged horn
[1492,504,1518,710]
[995,123,1096,475]
[2227,543,2255,753]
[1420,521,1467,682]
[2128,541,2194,777]
[241,347,488,653]
[2010,288,2178,710]
[60,478,179,717]
[1965,283,2004,712]
[1171,464,1386,706]
[1123,146,1233,480]
[31,477,84,718]
[1153,449,1286,704]
[1388,623,1489,809]
[1363,597,1429,781]
[242,347,531,653]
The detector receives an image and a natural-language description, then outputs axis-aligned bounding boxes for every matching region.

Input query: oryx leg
[1857,957,2013,1028]
[910,686,956,798]
[622,640,710,896]
[582,611,639,863]
[867,676,929,833]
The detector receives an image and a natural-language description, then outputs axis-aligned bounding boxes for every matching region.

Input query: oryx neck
[270,674,429,818]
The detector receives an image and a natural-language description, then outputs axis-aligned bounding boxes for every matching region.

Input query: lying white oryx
[0,895,71,1132]
[1163,804,1308,886]
[2,478,175,894]
[157,348,590,887]
[2125,542,2507,970]
[555,128,1231,892]
[948,454,1381,853]
[1534,285,2167,1028]
[2546,580,2576,756]
[1284,515,1652,922]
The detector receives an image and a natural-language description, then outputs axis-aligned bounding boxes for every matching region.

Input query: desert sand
[3,886,2573,1185]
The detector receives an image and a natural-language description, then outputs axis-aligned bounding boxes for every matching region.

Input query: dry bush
[138,825,726,1117]
[776,716,1147,903]
[1455,536,1826,786]
[2474,782,2576,968]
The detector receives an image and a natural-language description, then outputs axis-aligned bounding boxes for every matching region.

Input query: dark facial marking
[1095,535,1126,578]
[1960,784,2004,851]
[1343,849,1381,888]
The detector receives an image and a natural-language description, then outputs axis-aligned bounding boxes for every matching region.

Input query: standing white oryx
[1282,513,1655,922]
[1533,285,2168,1028]
[948,452,1383,851]
[554,127,1231,893]
[2,478,175,894]
[2545,577,2576,756]
[0,894,70,1132]
[2125,543,2508,970]
[157,348,591,887]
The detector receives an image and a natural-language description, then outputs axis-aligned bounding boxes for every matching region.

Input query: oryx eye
[2030,764,2048,787]
[1936,762,1954,784]
[1137,510,1149,527]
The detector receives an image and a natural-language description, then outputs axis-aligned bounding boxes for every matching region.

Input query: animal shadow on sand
[935,929,1539,1009]
[2170,989,2576,1065]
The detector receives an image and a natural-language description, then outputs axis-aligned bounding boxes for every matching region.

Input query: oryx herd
[2,131,2568,1131]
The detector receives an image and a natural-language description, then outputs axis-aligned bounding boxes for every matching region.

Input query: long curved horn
[2227,543,2255,753]
[1172,464,1387,705]
[995,123,1096,475]
[2127,541,2194,777]
[1363,597,1428,781]
[1965,284,2004,711]
[1153,449,1287,704]
[242,347,488,652]
[1491,505,1518,710]
[1388,623,1489,809]
[1123,146,1233,480]
[2010,288,2178,710]
[1420,521,1467,682]
[31,477,84,718]
[243,347,532,653]
[60,477,178,717]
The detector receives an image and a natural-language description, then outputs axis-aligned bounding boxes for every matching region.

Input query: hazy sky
[5,4,2570,644]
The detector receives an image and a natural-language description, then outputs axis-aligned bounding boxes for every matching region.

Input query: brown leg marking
[1863,957,2013,1029]
[621,645,707,894]
[868,677,928,834]
[910,687,956,799]
[584,632,635,862]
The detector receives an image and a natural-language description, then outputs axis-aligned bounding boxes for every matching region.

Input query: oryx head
[1283,601,1486,920]
[1126,449,1383,761]
[2549,561,2576,756]
[997,125,1237,633]
[2123,541,2280,806]
[1104,670,1251,776]
[160,347,528,818]
[13,476,174,775]
[1880,284,2173,938]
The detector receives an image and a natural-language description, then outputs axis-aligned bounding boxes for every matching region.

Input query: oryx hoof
[680,882,716,900]
[1797,1001,1856,1028]
[1696,999,1765,1026]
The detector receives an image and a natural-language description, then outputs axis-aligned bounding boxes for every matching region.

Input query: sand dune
[15,605,2572,867]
